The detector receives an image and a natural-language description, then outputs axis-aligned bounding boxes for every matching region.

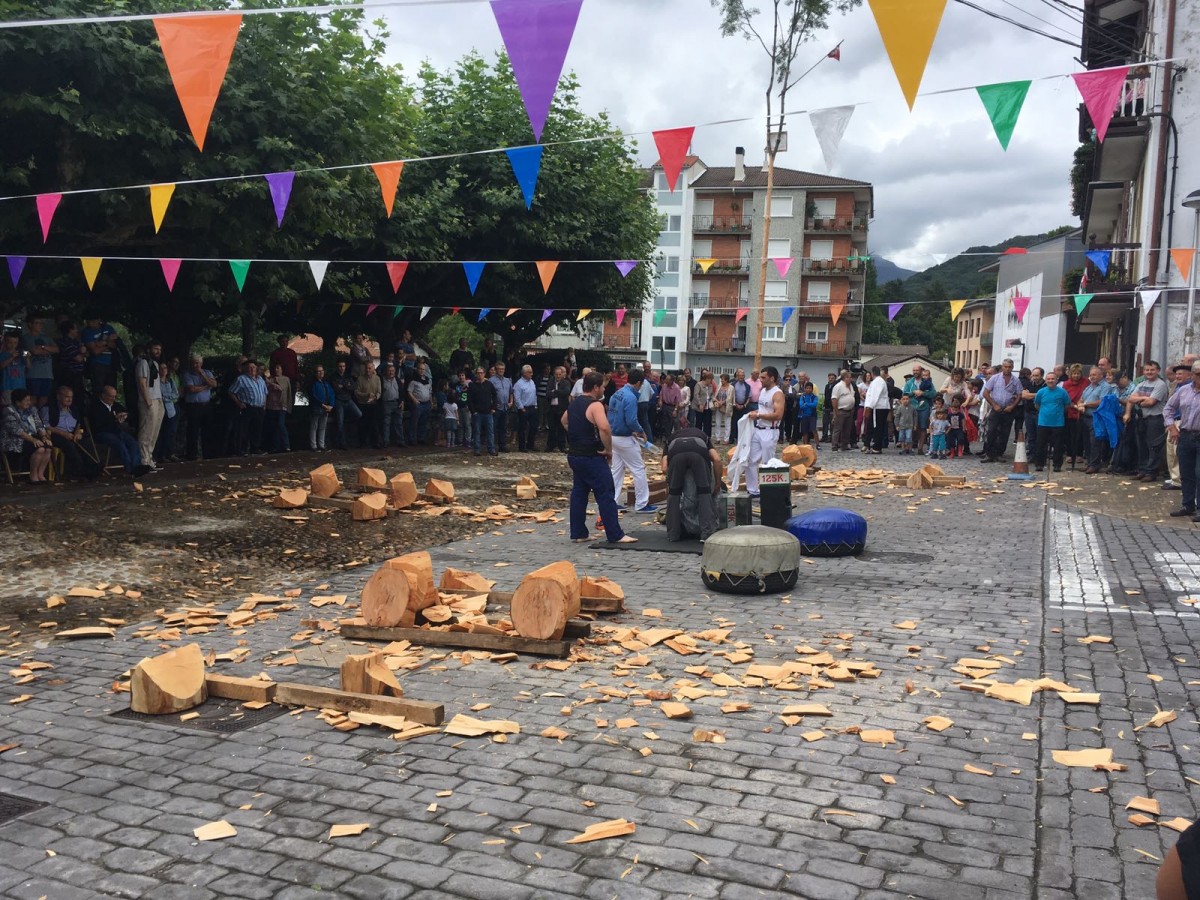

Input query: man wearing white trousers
[609,368,657,513]
[136,342,165,471]
[744,366,785,497]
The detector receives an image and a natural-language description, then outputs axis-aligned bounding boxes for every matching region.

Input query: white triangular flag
[930,252,952,266]
[420,306,432,320]
[1139,289,1161,312]
[808,105,855,173]
[692,307,705,328]
[308,260,329,289]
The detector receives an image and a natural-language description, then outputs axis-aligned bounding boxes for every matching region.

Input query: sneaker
[614,504,628,512]
[636,504,659,514]
[1163,480,1181,490]
[1170,507,1196,517]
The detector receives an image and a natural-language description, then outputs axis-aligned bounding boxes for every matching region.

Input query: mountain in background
[901,226,1079,300]
[871,257,917,284]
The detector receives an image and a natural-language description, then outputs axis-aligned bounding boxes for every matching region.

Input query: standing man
[822,372,836,443]
[730,368,750,444]
[564,371,635,544]
[354,360,382,447]
[182,355,218,461]
[468,366,498,456]
[268,335,299,388]
[831,370,857,451]
[489,362,513,452]
[82,315,119,392]
[636,364,657,442]
[136,342,165,470]
[21,317,57,409]
[228,360,267,456]
[407,360,432,445]
[308,364,335,452]
[864,366,890,454]
[513,365,539,451]
[331,359,361,449]
[479,338,499,373]
[1033,371,1071,472]
[1126,360,1170,482]
[1162,364,1191,489]
[448,338,474,377]
[903,365,934,456]
[609,368,656,514]
[536,363,551,433]
[1080,365,1115,474]
[980,359,1023,462]
[743,366,785,498]
[546,365,571,451]
[379,363,406,448]
[1165,362,1200,520]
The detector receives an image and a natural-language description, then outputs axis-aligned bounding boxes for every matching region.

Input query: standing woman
[713,374,733,443]
[676,374,691,431]
[1061,363,1087,466]
[694,372,714,438]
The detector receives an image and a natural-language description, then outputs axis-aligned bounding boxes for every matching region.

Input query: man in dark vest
[564,371,636,544]
[661,424,722,542]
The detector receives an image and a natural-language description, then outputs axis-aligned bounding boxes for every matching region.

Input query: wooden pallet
[439,587,622,615]
[339,618,579,658]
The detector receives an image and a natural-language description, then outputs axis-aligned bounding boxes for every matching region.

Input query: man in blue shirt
[489,363,513,452]
[308,364,335,451]
[513,365,539,451]
[229,360,267,456]
[608,368,657,513]
[182,355,218,461]
[1034,371,1071,471]
[82,316,118,391]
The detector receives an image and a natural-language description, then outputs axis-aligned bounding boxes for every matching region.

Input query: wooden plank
[439,588,621,614]
[273,682,444,725]
[339,622,572,658]
[308,493,397,516]
[205,674,277,703]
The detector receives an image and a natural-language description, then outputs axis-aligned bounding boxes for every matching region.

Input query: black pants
[517,408,538,450]
[494,410,509,450]
[871,409,889,452]
[1035,424,1064,469]
[237,406,264,455]
[546,407,566,451]
[1137,415,1166,476]
[666,452,715,541]
[636,401,654,443]
[1178,430,1200,511]
[985,408,1016,459]
[50,433,101,479]
[184,403,210,460]
[697,409,712,439]
[730,405,748,443]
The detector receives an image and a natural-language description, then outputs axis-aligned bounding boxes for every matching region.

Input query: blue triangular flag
[505,145,544,209]
[477,308,492,322]
[1086,250,1111,276]
[463,261,486,296]
[781,306,796,326]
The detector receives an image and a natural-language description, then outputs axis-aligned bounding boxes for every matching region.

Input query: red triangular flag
[153,14,243,151]
[1072,66,1130,143]
[653,127,695,192]
[371,162,404,217]
[385,261,408,294]
[827,46,841,61]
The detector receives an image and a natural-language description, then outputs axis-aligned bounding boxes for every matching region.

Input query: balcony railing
[693,214,752,233]
[690,295,743,313]
[980,330,993,347]
[693,260,750,275]
[689,337,746,354]
[600,334,641,350]
[1080,245,1140,296]
[800,257,866,275]
[805,216,869,233]
[796,340,859,358]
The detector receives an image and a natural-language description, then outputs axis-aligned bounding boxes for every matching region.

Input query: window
[693,239,712,258]
[690,327,707,348]
[809,240,834,261]
[812,198,836,218]
[631,321,642,346]
[807,281,832,302]
[806,324,829,342]
[653,295,678,328]
[655,172,669,190]
[765,280,788,299]
[656,256,679,275]
[652,336,677,351]
[767,239,791,260]
[763,326,785,342]
[652,335,677,366]
[661,214,682,232]
[739,282,751,302]
[770,196,794,218]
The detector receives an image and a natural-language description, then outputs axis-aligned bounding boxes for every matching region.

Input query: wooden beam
[273,682,444,724]
[205,674,277,703]
[308,493,397,515]
[439,587,621,614]
[338,622,572,658]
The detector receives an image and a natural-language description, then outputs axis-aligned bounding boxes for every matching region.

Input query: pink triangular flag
[160,258,182,292]
[1072,67,1130,143]
[653,127,695,191]
[772,258,793,278]
[735,307,748,324]
[1013,295,1031,323]
[366,304,378,316]
[385,261,408,294]
[36,193,62,244]
[615,308,627,328]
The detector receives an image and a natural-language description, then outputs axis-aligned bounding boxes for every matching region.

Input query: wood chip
[894,621,918,630]
[859,728,895,747]
[1059,692,1101,705]
[800,730,826,742]
[964,764,993,777]
[193,820,237,841]
[1161,817,1194,833]
[1134,709,1177,731]
[660,702,692,720]
[564,818,636,844]
[984,682,1034,706]
[1126,796,1161,815]
[923,716,954,732]
[1078,635,1112,645]
[443,714,520,737]
[328,823,370,839]
[1052,748,1114,768]
[781,703,832,717]
[880,774,897,785]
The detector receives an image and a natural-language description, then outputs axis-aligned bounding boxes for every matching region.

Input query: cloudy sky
[370,0,1083,272]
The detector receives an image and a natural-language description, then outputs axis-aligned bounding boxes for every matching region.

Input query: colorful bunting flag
[1139,289,1161,312]
[36,193,61,244]
[929,252,951,265]
[772,258,793,278]
[160,258,182,292]
[506,146,544,209]
[1072,66,1130,143]
[490,0,583,141]
[948,299,968,320]
[264,172,295,228]
[541,309,554,323]
[1171,248,1196,280]
[229,259,250,292]
[366,304,378,316]
[1012,295,1031,323]
[80,257,103,291]
[653,308,666,326]
[696,258,717,274]
[615,308,626,328]
[1073,293,1094,315]
[393,305,405,317]
[830,299,847,326]
[506,308,520,317]
[887,302,904,321]
[371,161,404,217]
[536,260,559,293]
[420,306,432,319]
[385,261,408,294]
[340,303,351,315]
[7,256,27,288]
[576,308,591,322]
[308,260,329,289]
[976,81,1031,151]
[153,14,243,151]
[808,106,855,172]
[614,260,638,277]
[735,307,748,324]
[653,127,695,191]
[478,308,492,322]
[866,0,947,109]
[452,307,461,316]
[1086,249,1111,276]
[827,46,842,61]
[692,307,705,328]
[150,183,176,233]
[463,261,486,296]
[781,307,796,326]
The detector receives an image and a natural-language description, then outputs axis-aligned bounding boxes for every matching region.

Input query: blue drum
[785,508,867,557]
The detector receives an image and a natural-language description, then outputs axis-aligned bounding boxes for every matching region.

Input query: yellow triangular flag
[949,299,968,320]
[81,257,103,291]
[536,260,559,294]
[150,183,176,233]
[340,303,351,315]
[576,309,591,322]
[867,0,948,109]
[506,308,520,317]
[697,258,717,274]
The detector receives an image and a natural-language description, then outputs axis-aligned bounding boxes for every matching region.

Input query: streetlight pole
[1182,189,1200,357]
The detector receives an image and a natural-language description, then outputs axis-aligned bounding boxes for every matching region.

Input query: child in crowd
[455,371,472,448]
[946,396,966,458]
[894,393,914,454]
[929,408,950,459]
[442,395,459,448]
[797,383,819,445]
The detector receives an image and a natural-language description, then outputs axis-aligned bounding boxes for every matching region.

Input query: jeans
[984,408,1016,459]
[494,409,509,450]
[516,408,538,450]
[309,408,329,450]
[409,401,430,444]
[266,409,289,452]
[96,431,141,473]
[569,454,624,541]
[472,411,495,453]
[237,406,265,455]
[637,401,655,443]
[380,400,405,447]
[1137,415,1166,476]
[1178,430,1200,510]
[184,403,210,459]
[335,398,362,448]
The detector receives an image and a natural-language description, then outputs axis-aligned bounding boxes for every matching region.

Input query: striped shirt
[230,374,267,408]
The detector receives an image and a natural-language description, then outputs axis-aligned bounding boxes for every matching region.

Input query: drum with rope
[700,525,800,595]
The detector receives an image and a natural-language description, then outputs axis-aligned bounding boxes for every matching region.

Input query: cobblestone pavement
[1,452,1196,898]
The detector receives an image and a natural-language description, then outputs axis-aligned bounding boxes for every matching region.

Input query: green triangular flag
[229,259,251,292]
[393,305,405,317]
[653,308,666,326]
[976,80,1031,151]
[1074,293,1094,315]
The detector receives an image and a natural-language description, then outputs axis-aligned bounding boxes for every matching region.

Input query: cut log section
[579,576,625,605]
[626,477,667,509]
[790,464,808,481]
[510,561,581,641]
[360,551,439,627]
[351,492,389,522]
[781,444,817,467]
[439,568,496,592]
[390,472,419,509]
[515,476,538,500]
[356,467,387,490]
[425,479,455,503]
[205,674,276,703]
[340,651,404,697]
[309,463,342,498]
[131,643,208,715]
[273,488,309,509]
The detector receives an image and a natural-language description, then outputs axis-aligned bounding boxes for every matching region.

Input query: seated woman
[3,389,53,483]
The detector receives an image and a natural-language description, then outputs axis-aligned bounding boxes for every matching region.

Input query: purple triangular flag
[614,260,637,278]
[541,309,554,323]
[491,0,583,141]
[887,302,904,321]
[7,256,27,288]
[264,172,295,228]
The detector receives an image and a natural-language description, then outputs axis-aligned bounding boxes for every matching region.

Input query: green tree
[861,260,899,346]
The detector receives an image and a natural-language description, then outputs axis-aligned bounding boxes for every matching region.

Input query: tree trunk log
[310,463,342,498]
[351,492,388,521]
[340,651,404,697]
[131,643,208,714]
[439,567,496,592]
[356,467,387,490]
[273,488,309,509]
[389,472,419,509]
[510,561,581,640]
[425,479,455,503]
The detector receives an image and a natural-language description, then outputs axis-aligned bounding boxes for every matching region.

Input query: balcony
[1078,71,1151,147]
[689,336,746,354]
[600,334,641,350]
[801,257,866,276]
[1078,245,1140,296]
[693,214,752,234]
[690,295,743,314]
[980,330,993,348]
[796,340,859,358]
[805,216,869,234]
[693,260,750,275]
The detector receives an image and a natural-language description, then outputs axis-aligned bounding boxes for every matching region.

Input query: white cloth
[610,435,649,509]
[865,377,889,410]
[138,397,164,465]
[832,381,857,410]
[725,420,754,493]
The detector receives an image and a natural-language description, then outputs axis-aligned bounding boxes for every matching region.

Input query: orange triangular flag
[371,162,404,217]
[830,299,847,326]
[1171,248,1196,280]
[154,14,243,151]
[536,260,559,294]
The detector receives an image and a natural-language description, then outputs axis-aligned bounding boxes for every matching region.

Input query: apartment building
[601,148,873,375]
[953,298,996,371]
